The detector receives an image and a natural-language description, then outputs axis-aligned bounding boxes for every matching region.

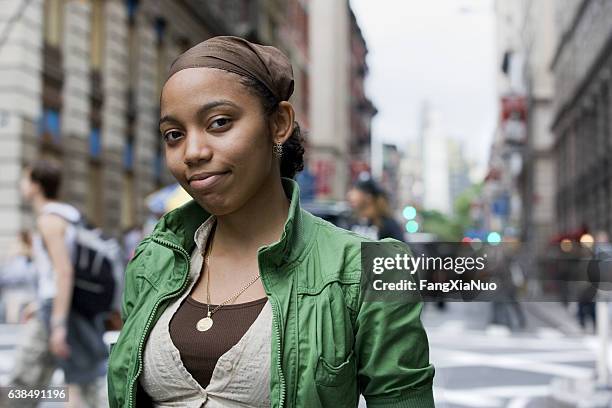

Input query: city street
[0,324,64,407]
[424,302,600,407]
[0,306,603,408]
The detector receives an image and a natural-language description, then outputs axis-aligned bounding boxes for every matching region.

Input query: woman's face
[347,187,374,219]
[160,68,277,215]
[19,169,36,201]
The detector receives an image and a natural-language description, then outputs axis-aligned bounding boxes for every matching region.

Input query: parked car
[301,200,354,230]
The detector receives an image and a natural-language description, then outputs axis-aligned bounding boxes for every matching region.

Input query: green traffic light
[403,206,417,220]
[487,231,501,245]
[406,220,419,233]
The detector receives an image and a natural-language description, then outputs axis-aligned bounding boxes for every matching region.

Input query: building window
[154,149,163,183]
[126,0,139,24]
[90,0,105,69]
[89,127,101,157]
[39,108,61,142]
[121,172,135,230]
[86,162,103,227]
[155,17,167,98]
[124,136,134,170]
[154,17,166,44]
[43,0,64,46]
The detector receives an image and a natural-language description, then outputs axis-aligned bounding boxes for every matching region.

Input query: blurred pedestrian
[122,224,144,264]
[0,230,37,323]
[576,231,612,333]
[489,245,526,331]
[3,160,108,408]
[346,176,405,241]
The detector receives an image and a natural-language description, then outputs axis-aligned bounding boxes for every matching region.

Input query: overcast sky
[350,0,497,176]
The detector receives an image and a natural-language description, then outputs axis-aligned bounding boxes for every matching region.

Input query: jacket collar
[150,178,310,270]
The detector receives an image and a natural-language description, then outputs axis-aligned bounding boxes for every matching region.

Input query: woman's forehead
[160,68,252,113]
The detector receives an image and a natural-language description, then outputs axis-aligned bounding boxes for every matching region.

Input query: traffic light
[486,231,501,245]
[402,206,417,220]
[405,220,419,233]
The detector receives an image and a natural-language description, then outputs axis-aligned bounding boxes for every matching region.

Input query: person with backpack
[3,160,109,408]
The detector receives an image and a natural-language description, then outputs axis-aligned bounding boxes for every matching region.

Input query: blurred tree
[420,183,483,241]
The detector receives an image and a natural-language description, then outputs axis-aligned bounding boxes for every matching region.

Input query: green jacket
[107,178,435,408]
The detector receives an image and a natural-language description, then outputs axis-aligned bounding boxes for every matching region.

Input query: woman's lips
[188,172,229,192]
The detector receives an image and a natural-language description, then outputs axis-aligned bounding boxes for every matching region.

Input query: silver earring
[273,142,283,158]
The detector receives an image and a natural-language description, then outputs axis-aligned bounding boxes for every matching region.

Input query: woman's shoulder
[307,211,376,244]
[303,211,381,274]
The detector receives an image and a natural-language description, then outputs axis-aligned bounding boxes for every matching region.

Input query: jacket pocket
[315,349,356,387]
[314,350,358,407]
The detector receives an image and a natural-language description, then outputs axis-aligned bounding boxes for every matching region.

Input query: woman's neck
[213,177,290,256]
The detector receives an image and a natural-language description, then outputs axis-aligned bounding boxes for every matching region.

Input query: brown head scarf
[166,36,294,102]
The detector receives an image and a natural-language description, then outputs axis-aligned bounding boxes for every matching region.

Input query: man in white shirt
[3,160,107,408]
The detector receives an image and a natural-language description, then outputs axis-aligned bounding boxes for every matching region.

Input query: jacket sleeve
[121,237,151,322]
[354,240,435,407]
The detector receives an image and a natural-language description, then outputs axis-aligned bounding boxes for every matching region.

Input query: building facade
[518,0,557,254]
[0,0,295,253]
[0,0,374,253]
[307,0,375,201]
[551,0,612,237]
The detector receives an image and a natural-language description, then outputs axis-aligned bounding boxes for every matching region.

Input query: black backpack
[43,210,124,318]
[72,222,124,318]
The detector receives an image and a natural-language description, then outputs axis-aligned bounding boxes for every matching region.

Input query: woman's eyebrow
[196,100,240,116]
[159,100,240,129]
[159,115,179,129]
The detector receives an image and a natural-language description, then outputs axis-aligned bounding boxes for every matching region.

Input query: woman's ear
[271,101,295,144]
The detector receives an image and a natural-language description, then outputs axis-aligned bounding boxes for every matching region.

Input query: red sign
[314,160,335,196]
[501,95,527,122]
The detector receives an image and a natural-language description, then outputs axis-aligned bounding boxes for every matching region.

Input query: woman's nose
[183,132,213,165]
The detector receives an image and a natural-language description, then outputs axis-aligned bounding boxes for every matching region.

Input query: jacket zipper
[258,251,286,408]
[127,237,190,408]
[270,297,286,407]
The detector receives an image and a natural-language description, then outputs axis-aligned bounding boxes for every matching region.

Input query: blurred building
[551,0,612,237]
[420,103,451,215]
[518,0,556,255]
[0,0,304,251]
[308,0,375,201]
[397,138,424,211]
[348,8,376,187]
[380,143,400,209]
[485,0,528,238]
[447,137,472,215]
[282,0,310,128]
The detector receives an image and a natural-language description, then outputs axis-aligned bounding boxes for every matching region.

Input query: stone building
[551,0,612,236]
[517,0,557,254]
[0,0,373,253]
[0,0,293,252]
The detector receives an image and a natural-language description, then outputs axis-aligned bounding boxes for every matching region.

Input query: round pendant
[196,317,213,332]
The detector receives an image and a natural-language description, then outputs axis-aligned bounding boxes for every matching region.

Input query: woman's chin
[193,195,238,217]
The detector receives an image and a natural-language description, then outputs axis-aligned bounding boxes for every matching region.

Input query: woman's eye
[210,118,231,130]
[163,131,183,143]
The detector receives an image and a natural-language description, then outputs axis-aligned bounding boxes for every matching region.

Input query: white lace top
[139,216,272,407]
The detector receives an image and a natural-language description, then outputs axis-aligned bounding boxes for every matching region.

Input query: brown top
[169,295,268,389]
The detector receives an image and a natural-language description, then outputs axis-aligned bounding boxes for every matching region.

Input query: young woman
[347,178,406,241]
[107,36,434,408]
